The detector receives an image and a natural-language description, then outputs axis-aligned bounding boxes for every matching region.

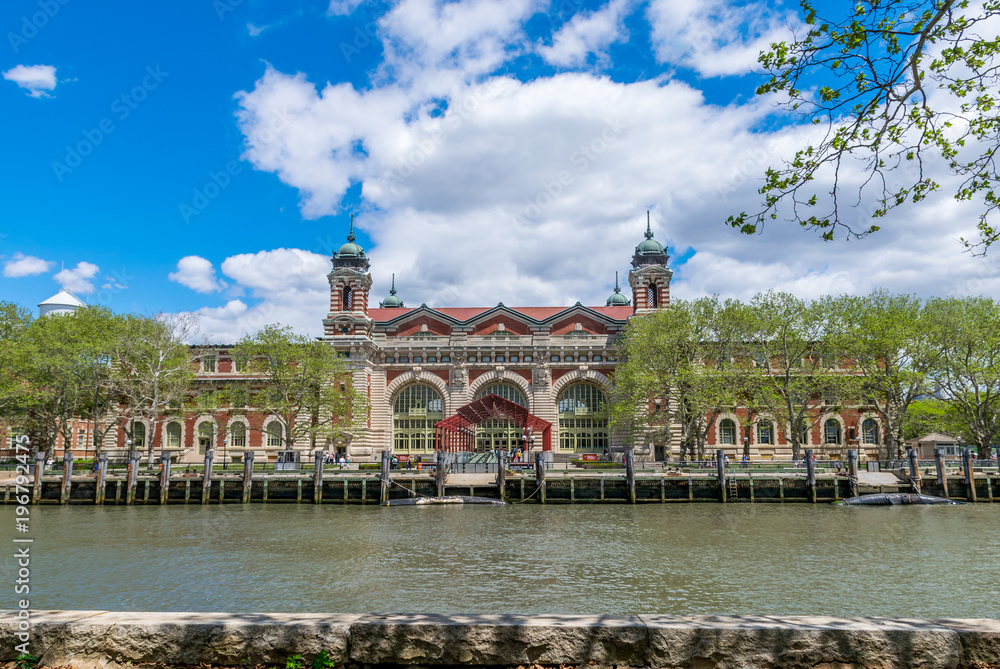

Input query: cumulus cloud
[538,0,632,68]
[169,256,228,294]
[54,261,100,294]
[647,0,798,77]
[3,253,53,278]
[202,0,1000,339]
[3,64,57,98]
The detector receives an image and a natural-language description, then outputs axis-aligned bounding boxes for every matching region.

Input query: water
[3,504,998,617]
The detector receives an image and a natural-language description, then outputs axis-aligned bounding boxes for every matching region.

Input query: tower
[323,215,374,337]
[628,212,672,313]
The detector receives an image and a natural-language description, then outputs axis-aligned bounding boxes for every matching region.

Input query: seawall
[2,611,998,669]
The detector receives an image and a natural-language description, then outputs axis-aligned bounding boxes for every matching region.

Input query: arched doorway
[197,421,214,454]
[392,384,443,454]
[474,383,527,453]
[557,383,610,454]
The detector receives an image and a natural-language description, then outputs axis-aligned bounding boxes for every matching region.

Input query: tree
[830,290,936,459]
[228,324,367,452]
[923,295,1000,454]
[729,0,1000,252]
[110,313,196,463]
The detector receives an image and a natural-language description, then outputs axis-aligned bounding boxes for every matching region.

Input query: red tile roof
[366,305,633,324]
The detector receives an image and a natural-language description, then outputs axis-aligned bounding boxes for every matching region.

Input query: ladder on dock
[728,476,739,501]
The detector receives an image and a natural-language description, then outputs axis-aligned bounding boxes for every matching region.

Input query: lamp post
[223,437,229,472]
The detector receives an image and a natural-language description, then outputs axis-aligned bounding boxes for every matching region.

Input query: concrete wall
[2,611,997,668]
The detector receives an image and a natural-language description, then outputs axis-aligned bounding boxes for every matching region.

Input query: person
[391,455,399,470]
[338,455,346,470]
[46,457,54,468]
[724,454,730,466]
[603,447,610,462]
[92,460,100,473]
[741,454,748,469]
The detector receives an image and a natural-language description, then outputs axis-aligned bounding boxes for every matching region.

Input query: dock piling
[847,449,859,498]
[242,451,254,503]
[436,451,446,497]
[380,450,390,504]
[626,450,636,504]
[964,447,977,502]
[716,449,726,503]
[60,451,74,504]
[314,451,325,504]
[907,447,921,494]
[202,450,214,504]
[535,452,546,504]
[934,447,949,498]
[31,451,44,504]
[126,452,140,505]
[95,453,108,505]
[497,450,506,502]
[159,453,172,505]
[805,449,816,503]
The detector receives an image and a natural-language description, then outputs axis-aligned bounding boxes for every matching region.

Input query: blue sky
[2,0,997,341]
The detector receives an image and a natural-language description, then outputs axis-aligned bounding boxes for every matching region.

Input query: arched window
[392,384,444,454]
[165,422,182,449]
[343,286,353,311]
[198,421,214,454]
[862,418,878,444]
[131,421,146,449]
[824,418,841,445]
[756,421,773,445]
[475,383,528,451]
[266,422,284,447]
[558,384,609,453]
[230,422,247,448]
[719,419,736,445]
[647,283,658,308]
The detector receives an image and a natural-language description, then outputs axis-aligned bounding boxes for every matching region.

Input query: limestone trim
[858,411,883,446]
[261,416,287,448]
[386,370,451,414]
[550,368,614,398]
[713,412,741,448]
[820,412,846,448]
[468,369,533,405]
[750,413,778,448]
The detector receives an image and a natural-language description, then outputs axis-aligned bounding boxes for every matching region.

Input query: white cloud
[646,0,798,77]
[327,0,364,16]
[169,256,227,294]
[3,64,57,98]
[3,253,53,277]
[54,261,100,294]
[247,23,270,37]
[538,0,632,68]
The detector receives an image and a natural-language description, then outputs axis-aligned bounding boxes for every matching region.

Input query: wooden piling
[242,451,254,504]
[805,449,816,503]
[314,451,325,504]
[60,451,74,504]
[497,450,506,502]
[159,453,172,505]
[126,452,140,505]
[716,449,726,503]
[934,447,949,498]
[31,451,44,504]
[95,453,108,505]
[626,450,636,504]
[380,450,391,504]
[847,449,859,498]
[436,451,446,498]
[964,447,977,502]
[202,450,214,504]
[535,452,546,504]
[907,447,921,494]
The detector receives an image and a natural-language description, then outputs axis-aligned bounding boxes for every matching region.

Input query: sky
[2,0,999,343]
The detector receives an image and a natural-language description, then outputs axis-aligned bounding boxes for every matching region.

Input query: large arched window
[647,283,658,308]
[197,421,214,454]
[392,384,444,454]
[131,421,146,449]
[862,418,878,444]
[475,383,527,451]
[266,421,284,447]
[557,384,609,453]
[719,419,737,445]
[230,421,247,448]
[165,422,182,449]
[824,418,842,445]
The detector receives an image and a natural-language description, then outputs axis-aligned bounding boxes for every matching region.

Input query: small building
[38,289,84,317]
[907,432,964,459]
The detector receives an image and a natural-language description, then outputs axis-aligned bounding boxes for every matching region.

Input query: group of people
[323,453,350,469]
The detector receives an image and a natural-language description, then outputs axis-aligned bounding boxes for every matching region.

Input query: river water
[3,504,998,617]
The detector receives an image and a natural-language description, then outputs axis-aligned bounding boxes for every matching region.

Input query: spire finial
[347,213,356,243]
[614,271,621,293]
[389,273,397,295]
[645,211,653,239]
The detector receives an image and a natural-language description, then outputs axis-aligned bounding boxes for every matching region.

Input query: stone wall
[1,611,997,669]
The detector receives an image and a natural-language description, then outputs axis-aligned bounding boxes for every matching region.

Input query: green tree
[903,397,963,440]
[229,324,367,452]
[730,0,1000,252]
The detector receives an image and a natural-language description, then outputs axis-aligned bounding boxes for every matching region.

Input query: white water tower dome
[38,290,85,317]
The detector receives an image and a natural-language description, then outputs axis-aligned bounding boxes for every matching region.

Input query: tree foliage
[730,0,1000,252]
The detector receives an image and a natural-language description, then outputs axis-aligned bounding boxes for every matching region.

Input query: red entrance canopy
[434,393,552,452]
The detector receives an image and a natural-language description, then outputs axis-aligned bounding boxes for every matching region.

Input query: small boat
[834,493,963,506]
[384,495,507,506]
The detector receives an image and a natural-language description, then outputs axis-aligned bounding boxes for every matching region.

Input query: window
[400,356,409,363]
[343,286,353,311]
[469,356,477,362]
[824,418,841,445]
[558,384,609,453]
[441,356,450,362]
[593,355,602,362]
[565,355,574,362]
[233,355,247,373]
[482,356,491,363]
[428,356,436,363]
[131,421,146,448]
[202,355,216,373]
[230,422,246,448]
[496,355,504,362]
[166,422,182,449]
[386,357,395,363]
[510,355,518,362]
[719,419,736,445]
[392,384,444,454]
[647,283,658,307]
[198,421,214,454]
[862,418,878,444]
[524,356,532,362]
[756,421,773,445]
[77,431,86,449]
[551,355,560,362]
[413,357,422,363]
[267,422,283,447]
[475,384,528,450]
[229,387,248,408]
